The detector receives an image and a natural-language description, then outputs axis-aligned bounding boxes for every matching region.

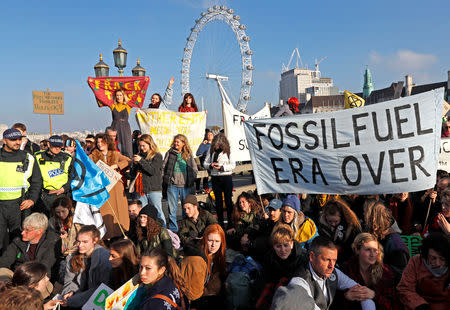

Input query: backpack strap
[152,294,178,308]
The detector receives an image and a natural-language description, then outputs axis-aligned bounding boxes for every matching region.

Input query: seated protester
[194,224,227,308]
[49,196,80,256]
[340,233,399,310]
[179,241,208,302]
[388,192,415,234]
[426,188,450,236]
[135,205,175,257]
[272,236,376,310]
[109,239,140,290]
[279,195,318,249]
[226,192,264,251]
[139,248,189,309]
[0,285,44,309]
[241,198,284,261]
[317,198,362,263]
[256,224,308,309]
[178,194,217,246]
[364,200,409,283]
[126,199,143,241]
[2,262,60,309]
[300,193,321,223]
[0,212,59,278]
[397,233,450,310]
[62,225,112,308]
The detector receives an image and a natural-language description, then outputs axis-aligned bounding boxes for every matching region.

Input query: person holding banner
[90,133,131,239]
[162,134,198,232]
[204,133,235,226]
[279,195,318,249]
[131,134,165,226]
[178,93,199,112]
[62,225,112,308]
[109,89,133,157]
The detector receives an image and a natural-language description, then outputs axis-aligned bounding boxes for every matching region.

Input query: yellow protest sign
[344,90,365,109]
[135,109,207,155]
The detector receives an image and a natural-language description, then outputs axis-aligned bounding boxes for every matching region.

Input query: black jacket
[24,140,40,155]
[263,241,308,284]
[0,229,60,277]
[0,148,42,203]
[131,153,163,192]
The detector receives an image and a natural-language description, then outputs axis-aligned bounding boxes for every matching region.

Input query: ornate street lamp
[132,58,146,77]
[93,53,109,77]
[113,39,128,76]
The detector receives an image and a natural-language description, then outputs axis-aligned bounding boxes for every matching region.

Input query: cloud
[369,49,438,72]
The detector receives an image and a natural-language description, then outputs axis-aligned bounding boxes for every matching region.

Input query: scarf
[423,259,448,278]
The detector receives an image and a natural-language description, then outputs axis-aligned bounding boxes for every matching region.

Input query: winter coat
[229,210,263,250]
[263,241,308,285]
[294,216,319,249]
[180,242,208,301]
[62,245,112,308]
[397,255,450,310]
[136,226,175,258]
[48,216,81,256]
[131,152,163,192]
[0,230,59,277]
[203,151,235,176]
[162,148,198,188]
[380,231,409,283]
[178,209,217,246]
[140,276,189,309]
[341,255,399,310]
[90,149,131,238]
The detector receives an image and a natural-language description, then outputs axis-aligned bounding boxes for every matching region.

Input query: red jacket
[397,255,450,310]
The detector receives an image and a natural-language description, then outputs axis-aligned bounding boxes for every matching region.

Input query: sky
[1,0,449,133]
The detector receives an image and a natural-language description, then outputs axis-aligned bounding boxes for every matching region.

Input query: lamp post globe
[132,58,146,77]
[94,53,109,77]
[113,39,128,76]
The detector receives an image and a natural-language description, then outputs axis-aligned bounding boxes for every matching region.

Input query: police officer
[35,135,73,214]
[0,128,42,252]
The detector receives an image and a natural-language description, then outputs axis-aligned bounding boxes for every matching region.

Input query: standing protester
[204,133,235,226]
[109,89,133,157]
[274,97,300,117]
[148,77,174,109]
[34,135,73,215]
[39,140,49,151]
[0,128,42,252]
[178,93,199,112]
[131,134,165,225]
[196,130,214,192]
[90,133,131,239]
[84,134,96,155]
[162,134,198,232]
[11,123,40,155]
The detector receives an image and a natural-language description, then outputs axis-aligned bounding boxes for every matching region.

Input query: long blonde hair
[363,200,393,240]
[352,233,384,286]
[138,134,159,160]
[171,134,193,161]
[113,89,129,105]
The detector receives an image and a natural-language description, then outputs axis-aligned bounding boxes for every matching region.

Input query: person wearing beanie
[134,204,175,257]
[279,195,319,249]
[178,194,217,246]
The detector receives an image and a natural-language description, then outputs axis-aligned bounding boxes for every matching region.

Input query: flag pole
[106,200,127,238]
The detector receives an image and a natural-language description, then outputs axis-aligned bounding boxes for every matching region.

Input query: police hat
[49,135,64,147]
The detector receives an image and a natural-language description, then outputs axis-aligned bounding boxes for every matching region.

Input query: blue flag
[71,140,110,208]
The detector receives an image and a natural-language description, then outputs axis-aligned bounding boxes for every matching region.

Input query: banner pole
[47,88,52,135]
[106,200,127,238]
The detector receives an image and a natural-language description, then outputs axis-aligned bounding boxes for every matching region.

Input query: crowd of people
[0,98,449,310]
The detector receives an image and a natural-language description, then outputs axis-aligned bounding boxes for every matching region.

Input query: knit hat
[139,204,158,220]
[282,195,301,214]
[183,194,198,206]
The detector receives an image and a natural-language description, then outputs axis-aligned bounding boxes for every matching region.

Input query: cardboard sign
[136,109,207,156]
[244,88,444,194]
[82,283,113,310]
[438,137,450,172]
[96,160,122,192]
[32,91,64,114]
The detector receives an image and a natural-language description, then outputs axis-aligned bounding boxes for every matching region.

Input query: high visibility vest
[0,153,34,200]
[35,152,72,191]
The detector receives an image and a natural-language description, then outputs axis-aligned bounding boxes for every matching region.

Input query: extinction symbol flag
[344,90,365,109]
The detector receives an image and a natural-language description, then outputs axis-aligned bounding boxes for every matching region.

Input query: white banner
[244,88,444,194]
[135,109,207,156]
[439,137,450,172]
[96,160,121,192]
[223,102,271,161]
